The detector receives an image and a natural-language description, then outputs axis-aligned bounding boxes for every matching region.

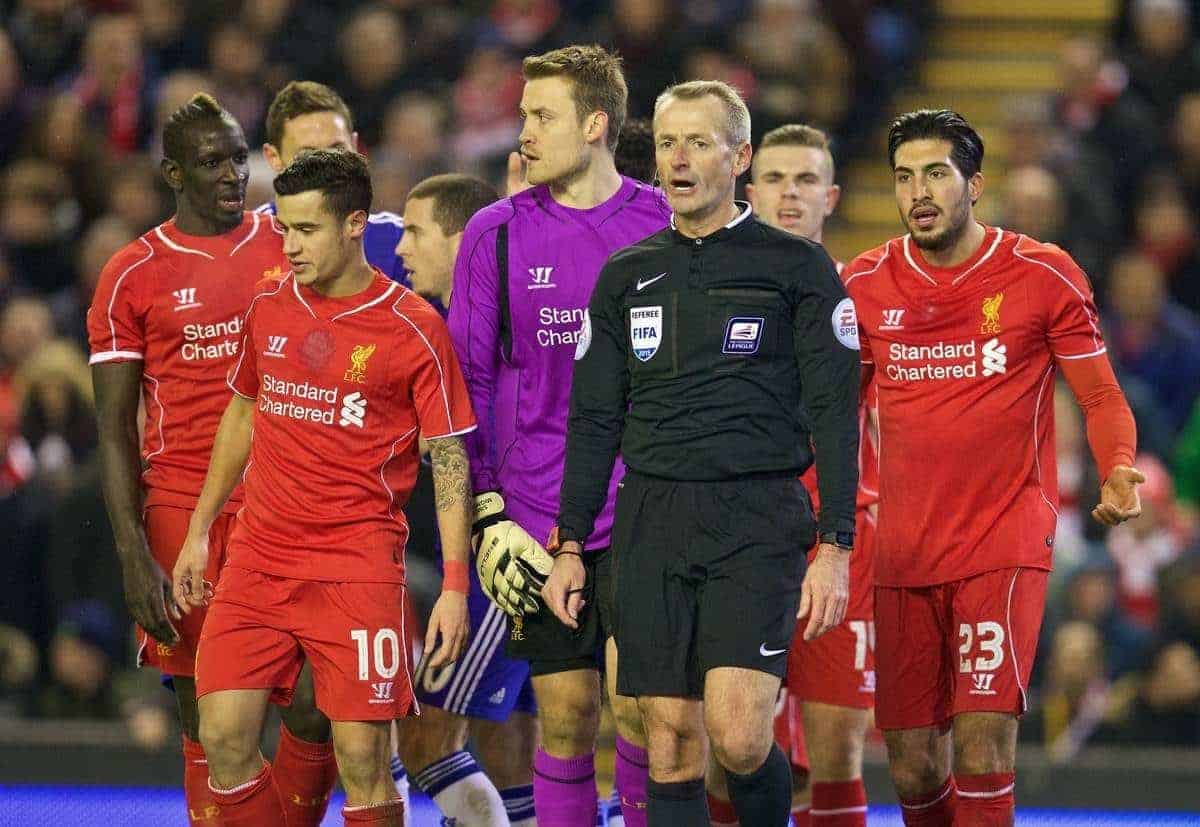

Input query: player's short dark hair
[406,174,499,236]
[265,81,355,149]
[273,149,372,221]
[523,45,627,151]
[162,93,234,163]
[614,118,655,184]
[887,109,984,179]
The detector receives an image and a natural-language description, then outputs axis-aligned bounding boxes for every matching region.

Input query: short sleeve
[1033,245,1107,361]
[400,307,477,439]
[87,239,153,364]
[227,303,261,399]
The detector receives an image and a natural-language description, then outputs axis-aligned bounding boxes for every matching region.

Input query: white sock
[390,753,410,826]
[414,750,508,826]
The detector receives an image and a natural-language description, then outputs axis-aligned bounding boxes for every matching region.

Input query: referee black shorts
[611,470,816,698]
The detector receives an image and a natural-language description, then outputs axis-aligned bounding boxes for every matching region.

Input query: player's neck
[548,154,622,210]
[172,205,241,237]
[919,219,986,270]
[313,254,375,298]
[674,199,740,239]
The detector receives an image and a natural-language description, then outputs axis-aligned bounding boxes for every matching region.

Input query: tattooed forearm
[429,436,471,512]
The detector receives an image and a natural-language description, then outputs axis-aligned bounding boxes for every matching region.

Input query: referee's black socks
[726,743,792,826]
[647,777,709,825]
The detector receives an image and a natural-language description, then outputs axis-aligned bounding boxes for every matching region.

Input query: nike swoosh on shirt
[636,273,668,291]
[759,643,787,657]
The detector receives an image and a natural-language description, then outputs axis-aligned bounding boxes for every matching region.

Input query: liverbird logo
[981,292,1004,335]
[344,344,376,383]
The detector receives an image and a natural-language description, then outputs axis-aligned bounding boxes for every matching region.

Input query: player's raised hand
[121,546,179,645]
[172,530,212,615]
[1092,464,1146,526]
[542,533,587,630]
[506,151,530,196]
[797,543,849,641]
[424,591,469,668]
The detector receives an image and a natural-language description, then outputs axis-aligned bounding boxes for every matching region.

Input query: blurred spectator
[0,296,55,439]
[597,0,688,118]
[614,117,656,184]
[335,6,415,147]
[734,0,850,135]
[50,214,136,343]
[105,155,169,233]
[1001,95,1117,283]
[206,24,270,144]
[1124,642,1200,744]
[1105,251,1200,434]
[1106,455,1191,628]
[1170,91,1200,212]
[1033,621,1136,761]
[14,339,97,495]
[38,600,122,719]
[1159,552,1200,648]
[68,14,150,156]
[1002,165,1109,286]
[8,0,89,91]
[240,0,340,89]
[1059,562,1153,679]
[134,0,205,77]
[1053,381,1096,566]
[0,31,28,168]
[1133,170,1200,314]
[451,45,524,168]
[30,93,108,221]
[0,623,38,717]
[1,158,80,293]
[1054,35,1161,209]
[1122,0,1200,122]
[378,92,453,185]
[487,0,582,55]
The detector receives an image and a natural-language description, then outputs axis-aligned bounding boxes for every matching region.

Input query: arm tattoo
[429,436,471,512]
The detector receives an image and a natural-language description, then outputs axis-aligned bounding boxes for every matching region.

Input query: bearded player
[451,45,670,827]
[844,109,1142,825]
[88,93,332,825]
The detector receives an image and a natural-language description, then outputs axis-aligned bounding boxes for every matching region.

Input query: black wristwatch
[818,531,854,551]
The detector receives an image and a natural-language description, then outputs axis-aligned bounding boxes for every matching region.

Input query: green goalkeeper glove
[473,492,554,617]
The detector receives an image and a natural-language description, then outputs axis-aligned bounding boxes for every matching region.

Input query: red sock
[208,762,286,826]
[955,772,1015,827]
[707,791,739,826]
[899,776,957,827]
[792,803,812,826]
[342,800,404,825]
[182,736,220,824]
[811,779,866,826]
[272,724,338,826]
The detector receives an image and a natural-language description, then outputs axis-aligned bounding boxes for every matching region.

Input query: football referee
[546,81,861,826]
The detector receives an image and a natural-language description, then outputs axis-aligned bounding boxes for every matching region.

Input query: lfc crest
[344,343,376,383]
[980,292,1003,335]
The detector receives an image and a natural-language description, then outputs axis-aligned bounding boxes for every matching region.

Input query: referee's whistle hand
[798,544,849,641]
[542,548,586,630]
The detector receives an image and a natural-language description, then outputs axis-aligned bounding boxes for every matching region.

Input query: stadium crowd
[0,0,1197,762]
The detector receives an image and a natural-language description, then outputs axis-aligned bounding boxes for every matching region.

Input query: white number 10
[350,628,401,680]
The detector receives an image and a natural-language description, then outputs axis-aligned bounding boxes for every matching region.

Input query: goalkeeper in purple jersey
[449,45,670,827]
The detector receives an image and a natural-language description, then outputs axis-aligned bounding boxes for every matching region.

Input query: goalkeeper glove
[473,492,554,617]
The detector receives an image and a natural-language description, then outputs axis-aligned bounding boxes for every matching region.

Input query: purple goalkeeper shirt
[448,176,670,550]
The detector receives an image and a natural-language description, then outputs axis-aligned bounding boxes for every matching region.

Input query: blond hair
[755,123,836,181]
[653,80,751,146]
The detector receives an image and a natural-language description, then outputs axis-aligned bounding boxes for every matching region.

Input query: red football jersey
[844,226,1107,587]
[227,270,476,583]
[87,213,287,511]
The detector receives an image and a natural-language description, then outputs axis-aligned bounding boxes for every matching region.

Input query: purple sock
[615,736,649,827]
[533,749,597,827]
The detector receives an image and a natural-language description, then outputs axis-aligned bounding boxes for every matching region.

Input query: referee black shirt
[557,202,860,544]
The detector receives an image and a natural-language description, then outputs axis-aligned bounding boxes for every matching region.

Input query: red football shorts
[788,511,876,709]
[773,689,809,772]
[195,566,416,721]
[874,566,1048,730]
[138,506,235,677]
